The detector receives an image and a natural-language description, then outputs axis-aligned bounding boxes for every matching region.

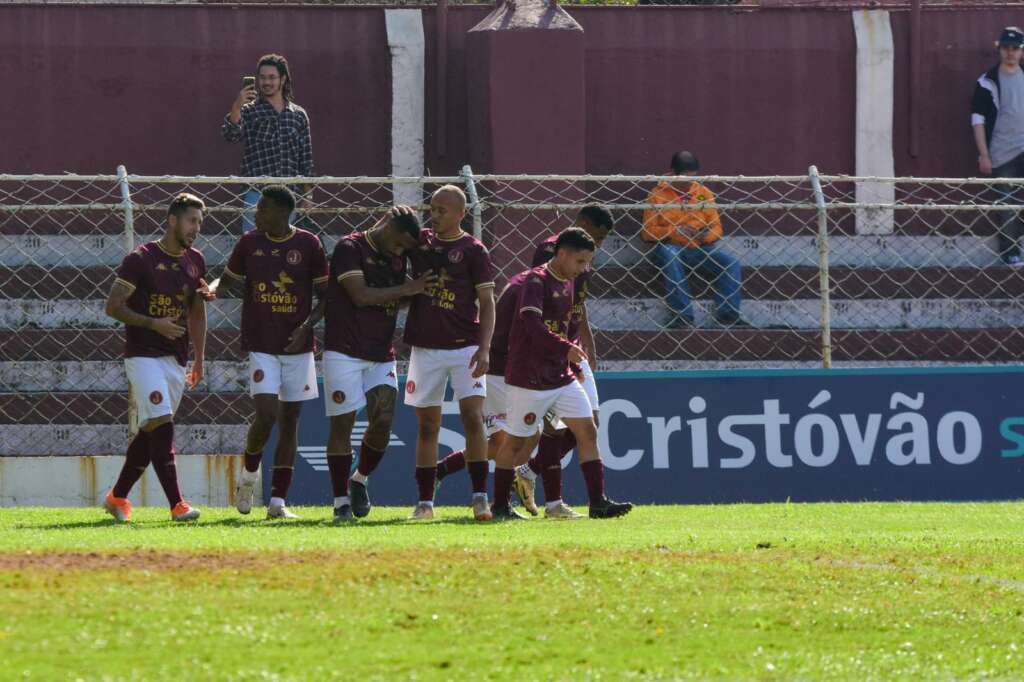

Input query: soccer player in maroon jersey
[513,205,614,517]
[319,208,435,522]
[492,227,632,520]
[102,193,212,522]
[207,185,329,519]
[403,185,496,521]
[434,206,614,518]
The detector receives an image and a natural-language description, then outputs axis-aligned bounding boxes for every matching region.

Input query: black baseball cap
[999,26,1024,47]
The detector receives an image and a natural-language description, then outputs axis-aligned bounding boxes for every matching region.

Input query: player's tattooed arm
[470,287,495,378]
[340,271,436,308]
[105,280,184,340]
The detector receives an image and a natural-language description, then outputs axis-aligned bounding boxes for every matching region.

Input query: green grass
[2,503,1024,680]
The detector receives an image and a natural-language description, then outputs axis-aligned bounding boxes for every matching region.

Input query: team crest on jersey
[287,250,302,265]
[524,412,537,426]
[149,391,163,405]
[332,391,345,404]
[406,380,416,394]
[448,250,464,264]
[253,369,265,383]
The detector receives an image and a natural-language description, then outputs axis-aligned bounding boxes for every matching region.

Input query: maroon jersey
[404,229,494,350]
[224,228,329,355]
[487,270,530,378]
[114,241,206,367]
[325,231,407,362]
[531,234,591,343]
[505,265,577,391]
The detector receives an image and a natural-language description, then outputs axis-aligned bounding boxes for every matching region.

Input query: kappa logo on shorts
[304,385,311,392]
[406,380,416,394]
[253,369,265,383]
[448,250,464,264]
[387,370,396,379]
[149,391,163,405]
[524,412,537,426]
[332,390,346,404]
[287,250,302,265]
[474,382,484,389]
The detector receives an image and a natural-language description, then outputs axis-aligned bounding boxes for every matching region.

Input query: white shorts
[249,352,319,402]
[125,356,185,432]
[483,374,510,438]
[404,346,487,408]
[578,359,599,411]
[506,381,593,438]
[323,351,398,417]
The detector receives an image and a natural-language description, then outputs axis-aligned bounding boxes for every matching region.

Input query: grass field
[1,503,1023,681]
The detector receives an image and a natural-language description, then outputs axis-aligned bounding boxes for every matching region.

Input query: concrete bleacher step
[6,265,1023,301]
[0,233,1008,269]
[3,296,1022,330]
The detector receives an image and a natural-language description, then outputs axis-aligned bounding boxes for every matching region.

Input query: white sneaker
[545,502,584,519]
[235,476,256,515]
[267,503,299,519]
[409,502,434,520]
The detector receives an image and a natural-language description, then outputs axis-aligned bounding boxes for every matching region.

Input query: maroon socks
[468,460,488,495]
[270,467,294,500]
[436,449,466,481]
[148,422,182,508]
[415,466,437,502]
[112,430,151,498]
[493,467,514,508]
[327,453,354,498]
[357,443,386,477]
[580,459,606,505]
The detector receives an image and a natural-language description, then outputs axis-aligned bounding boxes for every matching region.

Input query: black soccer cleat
[490,503,528,521]
[350,480,371,518]
[333,504,354,524]
[588,497,633,519]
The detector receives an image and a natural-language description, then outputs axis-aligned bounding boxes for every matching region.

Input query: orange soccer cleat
[171,501,201,522]
[104,490,133,523]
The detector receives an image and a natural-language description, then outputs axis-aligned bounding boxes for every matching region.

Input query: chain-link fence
[2,168,1023,456]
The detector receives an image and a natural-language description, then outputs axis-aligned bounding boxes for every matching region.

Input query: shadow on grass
[18,515,520,531]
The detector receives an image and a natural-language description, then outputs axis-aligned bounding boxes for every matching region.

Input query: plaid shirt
[222,99,314,178]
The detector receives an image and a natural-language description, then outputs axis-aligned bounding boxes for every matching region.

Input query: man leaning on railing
[222,53,313,232]
[641,151,746,329]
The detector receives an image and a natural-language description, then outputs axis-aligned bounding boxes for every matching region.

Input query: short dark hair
[670,151,700,174]
[257,53,294,101]
[554,227,596,253]
[577,204,614,233]
[260,185,296,213]
[390,211,421,240]
[167,192,205,219]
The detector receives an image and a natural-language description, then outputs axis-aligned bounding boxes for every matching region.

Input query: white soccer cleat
[235,477,256,515]
[409,503,434,521]
[267,503,299,519]
[471,496,493,522]
[544,502,584,519]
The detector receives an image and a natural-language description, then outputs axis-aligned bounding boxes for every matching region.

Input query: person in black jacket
[972,27,1024,266]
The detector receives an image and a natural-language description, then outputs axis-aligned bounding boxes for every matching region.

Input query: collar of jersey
[544,263,568,282]
[155,240,184,258]
[435,230,467,242]
[265,227,297,243]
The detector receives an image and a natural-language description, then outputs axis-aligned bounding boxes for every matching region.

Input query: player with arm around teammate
[321,208,436,522]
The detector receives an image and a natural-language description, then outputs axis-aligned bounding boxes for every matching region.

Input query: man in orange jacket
[642,151,744,328]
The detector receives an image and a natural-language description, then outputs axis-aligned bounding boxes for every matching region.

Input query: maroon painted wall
[0,5,1019,177]
[0,6,391,175]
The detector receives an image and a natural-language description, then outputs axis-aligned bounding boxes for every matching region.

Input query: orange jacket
[642,180,723,248]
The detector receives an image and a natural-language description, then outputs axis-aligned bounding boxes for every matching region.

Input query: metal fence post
[460,164,483,242]
[116,165,135,253]
[809,165,832,369]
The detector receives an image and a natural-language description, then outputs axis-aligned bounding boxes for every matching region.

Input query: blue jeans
[649,241,743,322]
[241,188,298,232]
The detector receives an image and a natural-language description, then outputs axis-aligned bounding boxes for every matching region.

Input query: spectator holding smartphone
[222,54,313,232]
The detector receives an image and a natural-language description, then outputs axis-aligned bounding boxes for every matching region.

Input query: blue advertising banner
[262,366,1024,507]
